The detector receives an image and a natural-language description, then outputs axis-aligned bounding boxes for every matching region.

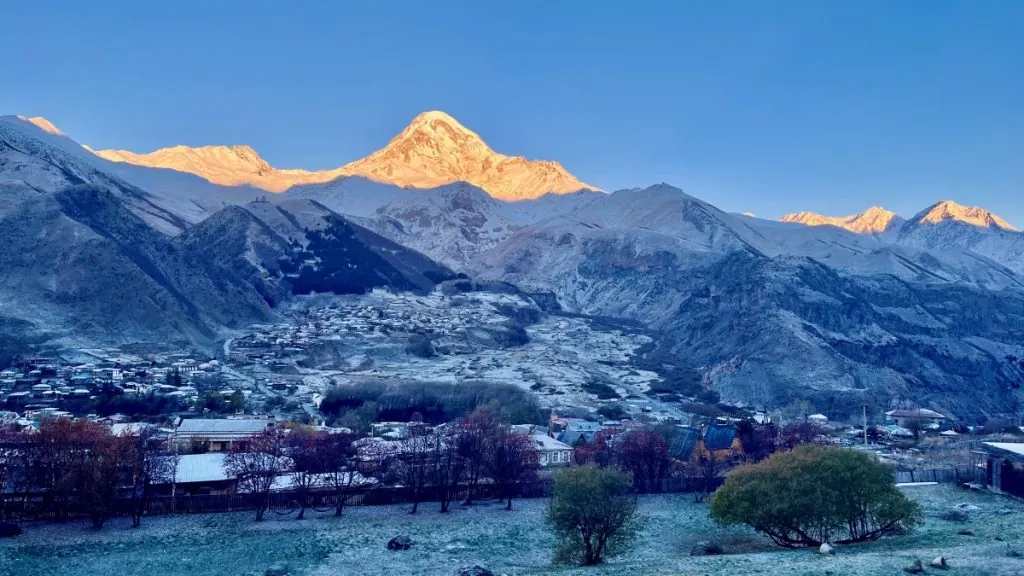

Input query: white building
[532,433,573,467]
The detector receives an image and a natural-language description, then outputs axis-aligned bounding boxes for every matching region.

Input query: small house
[979,442,1024,499]
[885,409,945,429]
[173,418,274,452]
[532,433,573,467]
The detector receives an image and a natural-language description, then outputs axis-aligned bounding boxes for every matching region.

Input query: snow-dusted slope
[897,201,1024,275]
[91,110,596,201]
[0,115,270,229]
[469,185,1024,419]
[780,200,1024,275]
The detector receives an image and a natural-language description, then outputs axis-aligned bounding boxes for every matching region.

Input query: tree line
[229,406,541,521]
[0,419,175,529]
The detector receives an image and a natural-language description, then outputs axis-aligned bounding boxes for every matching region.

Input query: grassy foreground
[2,485,1023,576]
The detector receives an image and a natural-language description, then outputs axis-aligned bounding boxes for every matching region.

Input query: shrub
[546,466,639,565]
[583,380,620,400]
[405,334,435,358]
[319,380,545,425]
[597,403,629,421]
[710,445,922,547]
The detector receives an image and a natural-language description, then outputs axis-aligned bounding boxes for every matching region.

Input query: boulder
[265,562,290,576]
[931,556,949,569]
[819,543,835,555]
[904,560,925,574]
[953,503,981,512]
[957,529,975,536]
[939,509,970,522]
[689,541,724,556]
[388,535,413,551]
[0,522,22,538]
[456,566,494,576]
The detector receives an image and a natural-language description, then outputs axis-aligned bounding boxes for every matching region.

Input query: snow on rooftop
[984,442,1024,457]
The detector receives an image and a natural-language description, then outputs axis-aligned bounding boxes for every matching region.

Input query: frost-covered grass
[2,485,1024,576]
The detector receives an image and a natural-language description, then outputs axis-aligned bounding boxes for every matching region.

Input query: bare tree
[692,450,723,503]
[614,428,671,493]
[123,427,177,528]
[0,428,30,522]
[487,429,539,511]
[224,430,288,521]
[28,418,109,520]
[457,406,500,504]
[317,431,360,516]
[285,426,323,520]
[397,431,434,514]
[79,432,131,530]
[432,426,466,513]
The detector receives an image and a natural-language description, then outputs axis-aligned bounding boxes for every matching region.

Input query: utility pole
[863,404,868,446]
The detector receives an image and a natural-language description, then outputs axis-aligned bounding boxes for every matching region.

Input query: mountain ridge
[88,110,596,201]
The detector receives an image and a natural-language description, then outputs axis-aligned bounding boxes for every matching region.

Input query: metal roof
[169,453,230,484]
[668,426,700,460]
[984,442,1024,458]
[176,418,272,435]
[703,424,738,451]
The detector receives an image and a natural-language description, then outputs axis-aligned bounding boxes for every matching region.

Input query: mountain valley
[2,112,1023,421]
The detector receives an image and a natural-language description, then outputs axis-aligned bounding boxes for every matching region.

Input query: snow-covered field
[3,485,1023,576]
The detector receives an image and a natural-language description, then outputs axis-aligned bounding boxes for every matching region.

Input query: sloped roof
[984,442,1024,459]
[169,453,229,484]
[532,433,572,452]
[177,418,272,435]
[703,424,738,451]
[668,426,700,460]
[886,409,945,419]
[557,430,596,447]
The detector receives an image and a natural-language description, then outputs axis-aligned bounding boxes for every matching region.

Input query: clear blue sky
[2,1,1021,223]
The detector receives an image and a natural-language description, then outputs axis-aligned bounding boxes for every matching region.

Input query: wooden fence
[1,476,723,521]
[894,466,974,484]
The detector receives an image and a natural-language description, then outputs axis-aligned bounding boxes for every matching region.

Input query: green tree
[165,368,183,388]
[546,466,640,566]
[710,445,922,548]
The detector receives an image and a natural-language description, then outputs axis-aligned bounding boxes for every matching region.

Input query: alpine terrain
[1,111,1023,420]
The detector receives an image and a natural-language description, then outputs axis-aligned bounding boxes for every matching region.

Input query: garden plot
[3,485,1024,576]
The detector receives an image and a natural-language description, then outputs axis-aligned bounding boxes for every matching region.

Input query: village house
[173,418,275,452]
[668,424,743,463]
[978,442,1024,500]
[513,424,573,467]
[885,408,946,429]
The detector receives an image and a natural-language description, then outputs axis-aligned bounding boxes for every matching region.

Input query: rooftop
[176,418,272,435]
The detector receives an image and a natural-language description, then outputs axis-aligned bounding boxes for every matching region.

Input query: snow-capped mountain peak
[17,115,64,136]
[912,200,1016,231]
[780,206,902,235]
[84,110,596,200]
[336,110,595,201]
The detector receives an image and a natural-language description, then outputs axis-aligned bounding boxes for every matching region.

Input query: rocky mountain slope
[176,198,458,304]
[0,185,274,350]
[91,111,595,201]
[5,110,1024,419]
[467,185,1024,420]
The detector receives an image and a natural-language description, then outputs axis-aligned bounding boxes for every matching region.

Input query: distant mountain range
[781,202,1024,275]
[89,111,595,201]
[2,111,1023,420]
